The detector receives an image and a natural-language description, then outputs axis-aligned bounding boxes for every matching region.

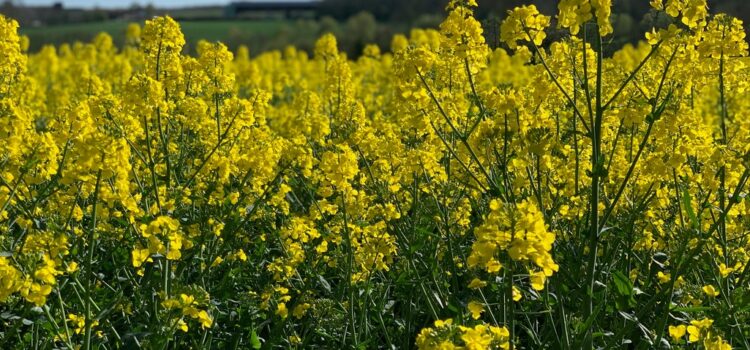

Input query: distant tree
[145,2,156,17]
[319,16,338,36]
[319,0,448,23]
[343,11,376,55]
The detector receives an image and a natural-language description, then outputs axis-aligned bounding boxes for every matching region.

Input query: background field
[20,20,288,51]
[5,0,750,57]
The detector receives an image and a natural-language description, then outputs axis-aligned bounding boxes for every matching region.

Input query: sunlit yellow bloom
[467,300,484,320]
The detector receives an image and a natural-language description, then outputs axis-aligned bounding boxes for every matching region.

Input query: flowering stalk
[83,169,102,350]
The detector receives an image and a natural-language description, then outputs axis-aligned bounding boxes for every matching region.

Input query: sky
[13,0,315,9]
[16,0,226,8]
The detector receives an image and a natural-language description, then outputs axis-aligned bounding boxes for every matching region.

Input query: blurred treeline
[320,0,750,52]
[6,0,750,56]
[232,13,405,58]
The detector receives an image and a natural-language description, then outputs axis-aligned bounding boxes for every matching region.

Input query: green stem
[84,168,103,350]
[583,25,603,350]
[340,193,357,346]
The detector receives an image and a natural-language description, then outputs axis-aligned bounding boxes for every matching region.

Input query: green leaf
[611,271,636,310]
[318,275,332,294]
[574,301,605,348]
[612,271,633,297]
[670,306,711,313]
[682,187,698,229]
[250,330,262,349]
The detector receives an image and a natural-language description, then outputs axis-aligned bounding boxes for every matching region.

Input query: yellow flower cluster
[468,199,557,290]
[416,319,510,350]
[670,318,732,350]
[67,313,99,335]
[558,0,613,35]
[500,5,550,49]
[1,0,750,348]
[162,293,213,331]
[132,216,191,270]
[653,0,709,29]
[0,257,22,301]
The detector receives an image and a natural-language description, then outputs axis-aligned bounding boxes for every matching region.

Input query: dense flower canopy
[1,0,749,348]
